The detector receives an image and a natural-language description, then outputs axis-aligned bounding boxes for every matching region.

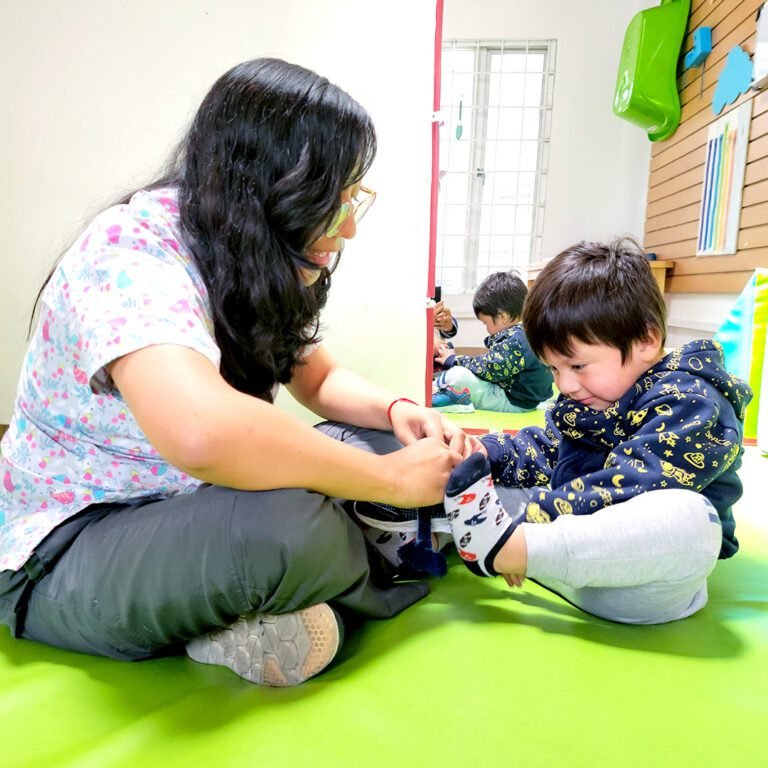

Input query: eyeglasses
[325,186,376,237]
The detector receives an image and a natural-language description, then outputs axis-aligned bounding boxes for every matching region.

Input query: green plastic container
[613,0,691,142]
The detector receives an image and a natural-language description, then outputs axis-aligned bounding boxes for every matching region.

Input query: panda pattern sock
[362,527,452,570]
[444,452,518,577]
[362,527,414,567]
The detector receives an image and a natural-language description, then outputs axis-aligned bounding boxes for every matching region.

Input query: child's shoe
[185,603,341,686]
[353,500,450,534]
[354,501,451,577]
[431,386,475,413]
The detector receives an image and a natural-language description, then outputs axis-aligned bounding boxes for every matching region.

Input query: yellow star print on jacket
[480,340,751,560]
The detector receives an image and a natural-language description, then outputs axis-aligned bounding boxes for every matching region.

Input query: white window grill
[437,39,556,293]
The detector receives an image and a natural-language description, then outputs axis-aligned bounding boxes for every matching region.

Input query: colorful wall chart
[696,99,752,255]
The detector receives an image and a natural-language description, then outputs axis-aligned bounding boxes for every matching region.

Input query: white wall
[665,293,731,347]
[445,0,654,256]
[441,0,735,349]
[0,0,437,423]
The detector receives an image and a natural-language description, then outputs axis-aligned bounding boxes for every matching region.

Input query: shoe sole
[186,604,340,686]
[432,403,475,413]
[354,505,451,534]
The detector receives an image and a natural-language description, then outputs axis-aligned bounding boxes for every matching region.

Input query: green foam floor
[443,407,546,433]
[2,451,767,768]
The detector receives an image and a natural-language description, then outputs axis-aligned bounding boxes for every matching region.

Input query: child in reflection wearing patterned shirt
[433,271,553,413]
[441,238,751,624]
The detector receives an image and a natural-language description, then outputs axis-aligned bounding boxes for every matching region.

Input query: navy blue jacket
[481,340,752,559]
[443,324,553,409]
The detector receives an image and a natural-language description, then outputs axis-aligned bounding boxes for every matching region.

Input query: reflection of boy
[434,271,552,412]
[442,238,751,624]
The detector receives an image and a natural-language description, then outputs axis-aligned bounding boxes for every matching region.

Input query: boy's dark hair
[472,271,527,320]
[523,237,667,363]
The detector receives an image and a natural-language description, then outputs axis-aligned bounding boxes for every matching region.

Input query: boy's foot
[185,603,341,686]
[444,453,519,576]
[431,386,475,413]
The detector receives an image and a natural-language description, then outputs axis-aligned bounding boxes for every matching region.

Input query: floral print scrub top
[0,188,220,571]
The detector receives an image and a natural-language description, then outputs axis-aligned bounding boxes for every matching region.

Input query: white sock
[444,453,517,576]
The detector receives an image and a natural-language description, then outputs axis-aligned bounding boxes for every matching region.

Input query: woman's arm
[110,343,463,507]
[288,344,479,456]
[286,344,404,431]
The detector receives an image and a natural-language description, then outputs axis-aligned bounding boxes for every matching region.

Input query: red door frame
[425,0,444,404]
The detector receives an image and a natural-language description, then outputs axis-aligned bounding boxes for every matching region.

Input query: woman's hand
[389,400,482,459]
[378,437,464,507]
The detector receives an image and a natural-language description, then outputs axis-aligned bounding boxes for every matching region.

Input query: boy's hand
[434,301,454,333]
[434,343,453,365]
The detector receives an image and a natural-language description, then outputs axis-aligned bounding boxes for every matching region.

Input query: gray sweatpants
[496,486,724,624]
[0,424,426,660]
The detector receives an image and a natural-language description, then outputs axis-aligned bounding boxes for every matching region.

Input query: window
[436,40,556,293]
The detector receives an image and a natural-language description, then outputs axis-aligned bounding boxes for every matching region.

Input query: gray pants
[0,424,427,660]
[497,486,723,624]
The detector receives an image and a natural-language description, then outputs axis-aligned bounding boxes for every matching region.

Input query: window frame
[437,38,557,294]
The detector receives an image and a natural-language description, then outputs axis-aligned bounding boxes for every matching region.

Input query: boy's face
[477,311,517,335]
[542,334,664,411]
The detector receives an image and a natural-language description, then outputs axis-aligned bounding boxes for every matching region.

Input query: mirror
[433,0,654,357]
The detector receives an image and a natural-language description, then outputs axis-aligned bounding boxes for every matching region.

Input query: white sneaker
[353,500,451,534]
[185,603,341,686]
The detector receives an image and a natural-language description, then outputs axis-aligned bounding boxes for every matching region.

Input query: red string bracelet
[387,397,417,424]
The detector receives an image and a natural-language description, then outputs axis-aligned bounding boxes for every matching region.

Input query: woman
[0,58,473,686]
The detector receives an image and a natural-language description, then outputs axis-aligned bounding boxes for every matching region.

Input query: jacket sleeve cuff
[479,433,510,468]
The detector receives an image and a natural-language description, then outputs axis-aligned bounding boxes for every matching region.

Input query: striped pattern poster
[697,99,752,256]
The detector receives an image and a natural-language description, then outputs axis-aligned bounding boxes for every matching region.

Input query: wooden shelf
[525,259,675,294]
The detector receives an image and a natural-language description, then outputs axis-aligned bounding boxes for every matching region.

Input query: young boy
[432,271,553,413]
[442,238,751,624]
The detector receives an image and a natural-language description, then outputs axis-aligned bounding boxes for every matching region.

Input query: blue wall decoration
[684,26,712,70]
[713,45,754,114]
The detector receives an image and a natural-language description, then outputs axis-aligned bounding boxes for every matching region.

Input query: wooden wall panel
[646,183,703,217]
[644,0,768,293]
[742,177,768,205]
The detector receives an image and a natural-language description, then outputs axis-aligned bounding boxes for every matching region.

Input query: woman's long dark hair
[33,58,377,400]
